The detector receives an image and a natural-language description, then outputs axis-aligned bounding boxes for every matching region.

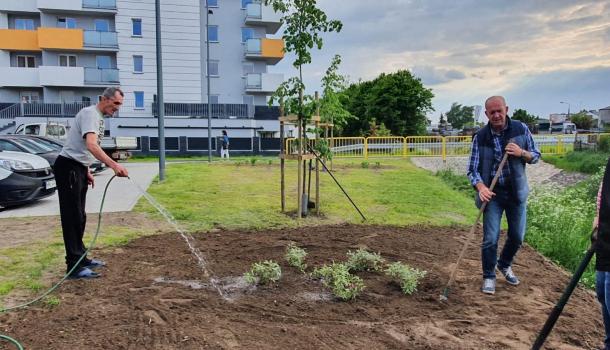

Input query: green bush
[244,260,282,285]
[345,248,385,272]
[543,151,608,174]
[526,168,605,288]
[361,161,369,169]
[250,158,257,166]
[599,135,610,153]
[312,262,365,301]
[285,243,307,272]
[385,262,427,295]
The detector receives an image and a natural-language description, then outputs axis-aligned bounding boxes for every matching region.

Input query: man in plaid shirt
[467,96,540,295]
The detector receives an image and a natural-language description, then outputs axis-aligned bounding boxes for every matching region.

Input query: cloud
[410,66,466,85]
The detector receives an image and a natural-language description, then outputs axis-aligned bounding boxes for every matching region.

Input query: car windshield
[31,138,63,151]
[10,138,54,154]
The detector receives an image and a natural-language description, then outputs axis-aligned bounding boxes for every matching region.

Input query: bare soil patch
[0,224,603,349]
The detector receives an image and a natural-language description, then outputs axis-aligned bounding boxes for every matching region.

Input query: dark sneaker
[82,258,106,269]
[68,267,100,279]
[481,278,496,295]
[498,266,520,286]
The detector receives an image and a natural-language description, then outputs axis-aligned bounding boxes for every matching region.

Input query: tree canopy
[341,70,434,136]
[445,103,474,130]
[512,108,538,124]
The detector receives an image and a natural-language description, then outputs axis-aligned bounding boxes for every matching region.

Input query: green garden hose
[0,175,118,350]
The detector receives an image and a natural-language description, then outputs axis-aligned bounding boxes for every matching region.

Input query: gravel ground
[410,157,589,188]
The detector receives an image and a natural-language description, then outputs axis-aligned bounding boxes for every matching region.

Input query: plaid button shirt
[467,122,540,187]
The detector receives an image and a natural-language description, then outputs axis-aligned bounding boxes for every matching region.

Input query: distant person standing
[54,87,129,279]
[467,95,541,295]
[221,130,230,159]
[594,156,610,350]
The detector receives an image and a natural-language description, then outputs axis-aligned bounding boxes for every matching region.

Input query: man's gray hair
[485,95,506,107]
[102,87,124,99]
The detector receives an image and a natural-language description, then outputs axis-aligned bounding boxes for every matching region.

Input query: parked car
[0,135,106,173]
[0,150,56,208]
[14,122,68,140]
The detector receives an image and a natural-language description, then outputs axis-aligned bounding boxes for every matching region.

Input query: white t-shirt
[59,105,105,166]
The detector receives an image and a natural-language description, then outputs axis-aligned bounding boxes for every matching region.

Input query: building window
[241,27,254,43]
[133,55,143,73]
[59,55,77,67]
[241,0,253,9]
[57,17,76,29]
[207,25,218,42]
[17,55,36,68]
[209,95,219,104]
[94,19,110,32]
[134,91,144,109]
[243,95,254,105]
[132,18,142,36]
[207,0,218,7]
[96,55,112,69]
[242,63,254,75]
[208,60,219,76]
[15,19,35,30]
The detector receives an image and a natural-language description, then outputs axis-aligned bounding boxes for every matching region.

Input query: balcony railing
[246,73,262,89]
[246,3,262,19]
[246,38,262,54]
[84,67,119,84]
[152,103,252,118]
[82,0,117,9]
[83,30,118,48]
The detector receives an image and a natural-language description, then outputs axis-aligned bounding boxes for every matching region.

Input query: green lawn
[135,158,479,231]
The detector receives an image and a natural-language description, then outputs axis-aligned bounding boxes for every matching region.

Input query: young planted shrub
[285,243,308,272]
[346,248,385,272]
[244,260,282,285]
[312,262,365,301]
[385,262,427,295]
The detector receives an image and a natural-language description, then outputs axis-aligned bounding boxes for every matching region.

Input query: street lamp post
[206,5,212,162]
[560,101,571,120]
[155,0,165,181]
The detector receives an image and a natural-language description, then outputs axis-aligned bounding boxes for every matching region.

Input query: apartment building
[0,0,288,155]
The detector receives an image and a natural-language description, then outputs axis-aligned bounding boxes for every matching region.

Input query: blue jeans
[481,186,527,279]
[596,271,610,349]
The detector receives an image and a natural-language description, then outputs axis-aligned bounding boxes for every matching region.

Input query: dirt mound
[0,224,604,349]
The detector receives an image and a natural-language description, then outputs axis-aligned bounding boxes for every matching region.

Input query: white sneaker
[481,278,496,295]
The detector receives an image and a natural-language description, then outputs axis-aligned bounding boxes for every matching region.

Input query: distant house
[600,106,610,126]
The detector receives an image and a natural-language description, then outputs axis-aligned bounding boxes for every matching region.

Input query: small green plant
[361,161,369,169]
[250,158,257,166]
[312,262,365,301]
[345,248,385,272]
[43,295,61,308]
[385,262,427,295]
[285,243,307,272]
[374,161,381,169]
[244,260,282,285]
[268,159,273,165]
[599,135,610,153]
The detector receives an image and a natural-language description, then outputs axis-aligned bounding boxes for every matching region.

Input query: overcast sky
[268,0,610,122]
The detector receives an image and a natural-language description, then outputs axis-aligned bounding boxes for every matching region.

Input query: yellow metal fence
[285,134,609,159]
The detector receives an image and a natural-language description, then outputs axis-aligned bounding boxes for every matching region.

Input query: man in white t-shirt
[54,87,129,279]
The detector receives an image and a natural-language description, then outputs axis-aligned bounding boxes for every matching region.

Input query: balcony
[39,66,85,87]
[83,31,118,49]
[245,73,283,94]
[245,38,284,65]
[245,3,282,34]
[84,67,119,85]
[0,28,83,51]
[82,0,117,10]
[1,0,37,13]
[0,67,40,87]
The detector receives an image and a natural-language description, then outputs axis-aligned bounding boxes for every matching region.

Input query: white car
[0,150,56,209]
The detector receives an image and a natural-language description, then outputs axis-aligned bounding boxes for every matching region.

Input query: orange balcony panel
[261,38,284,59]
[0,30,41,51]
[38,28,83,50]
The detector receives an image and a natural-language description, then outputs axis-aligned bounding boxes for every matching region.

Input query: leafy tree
[265,0,342,122]
[319,54,353,133]
[570,110,594,130]
[446,103,474,130]
[341,70,434,136]
[439,113,446,126]
[367,118,391,136]
[512,108,538,124]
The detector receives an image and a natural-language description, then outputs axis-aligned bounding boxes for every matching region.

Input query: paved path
[410,157,588,188]
[0,162,159,218]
